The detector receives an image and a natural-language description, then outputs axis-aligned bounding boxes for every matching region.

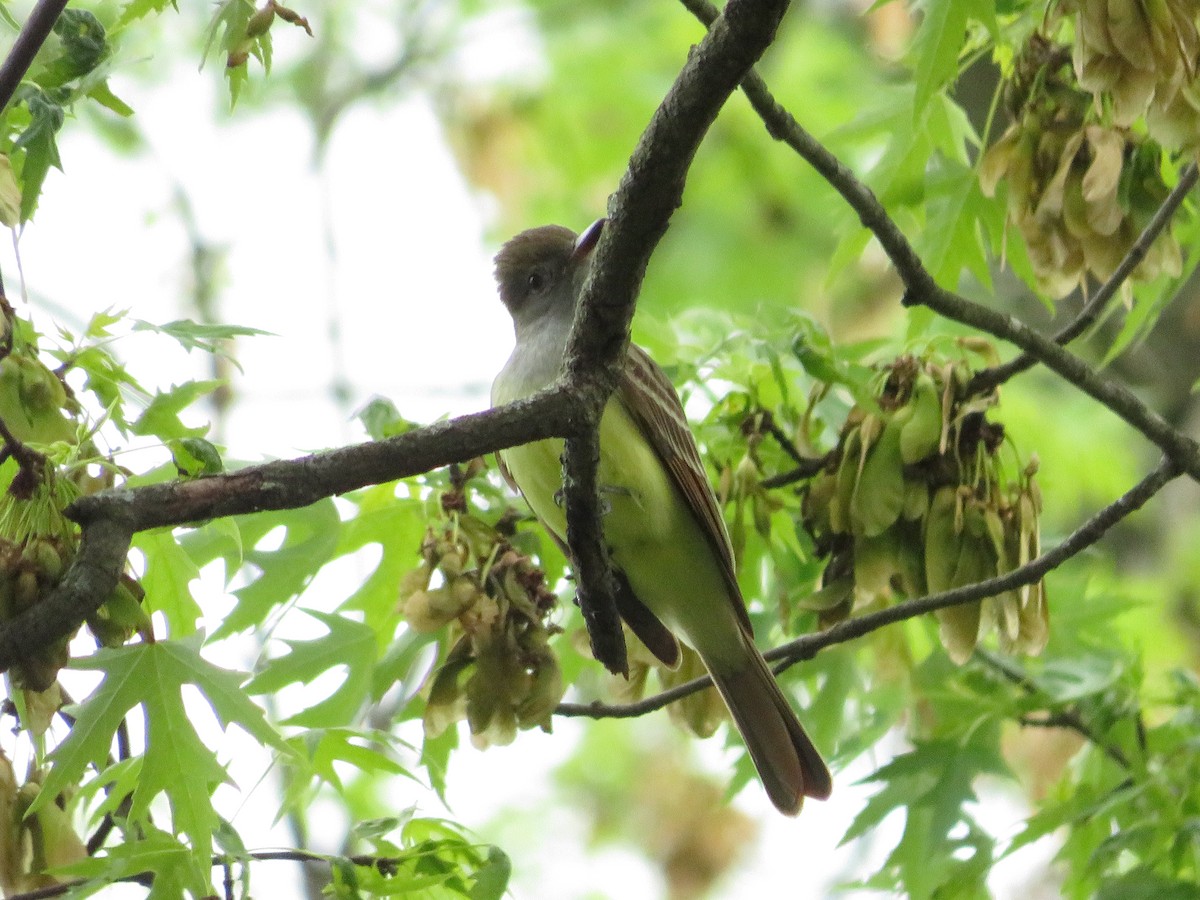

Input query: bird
[489,218,832,815]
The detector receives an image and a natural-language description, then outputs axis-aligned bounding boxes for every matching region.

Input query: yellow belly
[501,400,676,544]
[500,398,743,662]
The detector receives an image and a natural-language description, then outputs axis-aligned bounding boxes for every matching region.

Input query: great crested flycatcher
[490,219,832,815]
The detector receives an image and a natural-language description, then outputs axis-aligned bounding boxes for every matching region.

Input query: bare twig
[754,409,811,468]
[2,847,429,900]
[977,650,1131,769]
[0,0,67,114]
[0,414,48,499]
[557,455,1179,719]
[760,454,828,489]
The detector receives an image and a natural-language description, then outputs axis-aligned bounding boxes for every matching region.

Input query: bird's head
[494,219,605,328]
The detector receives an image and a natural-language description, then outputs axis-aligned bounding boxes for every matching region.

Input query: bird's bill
[571,218,606,264]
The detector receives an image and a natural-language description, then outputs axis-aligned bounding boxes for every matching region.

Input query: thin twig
[556,455,1179,718]
[972,162,1200,393]
[679,0,1200,486]
[760,454,828,489]
[85,716,134,854]
[2,848,426,900]
[976,649,1131,769]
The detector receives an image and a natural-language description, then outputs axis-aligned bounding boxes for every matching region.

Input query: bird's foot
[552,484,635,516]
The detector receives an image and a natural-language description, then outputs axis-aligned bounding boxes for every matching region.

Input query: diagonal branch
[556,455,1179,719]
[0,0,68,114]
[908,285,1200,481]
[679,0,1200,485]
[972,162,1200,393]
[678,0,932,293]
[974,649,1131,769]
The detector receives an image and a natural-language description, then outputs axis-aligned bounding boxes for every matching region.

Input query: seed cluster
[397,474,564,748]
[803,354,1048,663]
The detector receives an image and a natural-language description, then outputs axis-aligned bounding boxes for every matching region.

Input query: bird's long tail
[707,637,832,816]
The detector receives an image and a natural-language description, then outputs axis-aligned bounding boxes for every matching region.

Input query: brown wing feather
[618,344,753,634]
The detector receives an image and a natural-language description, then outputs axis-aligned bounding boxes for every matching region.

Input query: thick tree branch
[0,0,67,114]
[0,391,577,670]
[561,427,626,674]
[71,393,574,529]
[0,0,796,679]
[557,455,1179,719]
[554,0,790,673]
[0,517,132,671]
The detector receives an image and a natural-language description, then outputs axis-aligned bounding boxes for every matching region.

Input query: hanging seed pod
[803,350,1047,662]
[399,474,565,748]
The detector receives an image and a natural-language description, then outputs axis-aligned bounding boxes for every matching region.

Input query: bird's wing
[618,343,752,634]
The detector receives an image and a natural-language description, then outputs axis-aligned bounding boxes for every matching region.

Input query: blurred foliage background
[0,0,1197,898]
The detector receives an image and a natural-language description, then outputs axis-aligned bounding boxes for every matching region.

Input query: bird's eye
[526,270,547,293]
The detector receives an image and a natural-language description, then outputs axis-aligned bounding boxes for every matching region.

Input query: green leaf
[469,846,512,900]
[169,437,226,477]
[58,826,206,897]
[212,500,341,639]
[131,318,271,365]
[921,161,991,289]
[65,343,145,433]
[40,9,109,88]
[202,0,256,105]
[1035,654,1126,703]
[131,380,220,441]
[288,727,412,798]
[115,0,180,29]
[179,516,245,583]
[246,609,377,727]
[134,529,203,637]
[40,638,289,882]
[910,0,968,116]
[86,79,135,116]
[12,87,65,222]
[357,397,420,440]
[338,484,426,632]
[844,739,1007,895]
[85,309,126,338]
[1096,869,1200,900]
